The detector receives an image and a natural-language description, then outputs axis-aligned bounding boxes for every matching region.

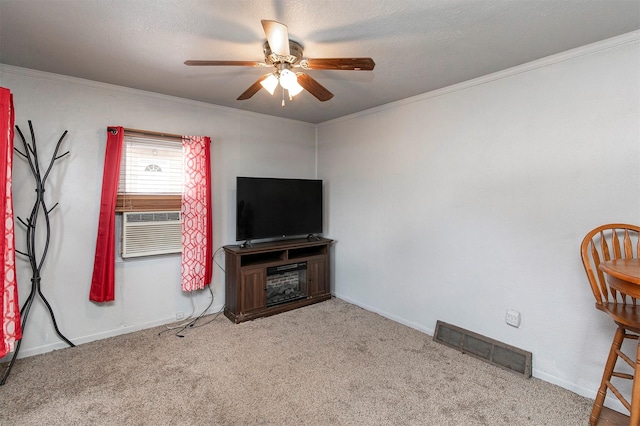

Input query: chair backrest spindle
[581,224,640,308]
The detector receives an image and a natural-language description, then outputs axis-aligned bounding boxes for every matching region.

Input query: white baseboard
[333,293,629,416]
[533,369,626,415]
[0,302,225,362]
[333,292,435,336]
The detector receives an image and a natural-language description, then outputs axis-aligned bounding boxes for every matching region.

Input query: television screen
[236,177,323,241]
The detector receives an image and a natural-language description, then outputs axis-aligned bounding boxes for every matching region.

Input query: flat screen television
[236,177,323,242]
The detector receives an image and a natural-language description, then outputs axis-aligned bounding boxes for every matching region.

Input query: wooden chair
[581,224,640,425]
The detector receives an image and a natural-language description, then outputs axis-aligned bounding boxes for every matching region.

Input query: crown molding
[319,30,640,127]
[0,64,315,128]
[2,29,637,130]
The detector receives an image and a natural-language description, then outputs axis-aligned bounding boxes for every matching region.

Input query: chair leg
[630,339,640,426]
[591,326,625,425]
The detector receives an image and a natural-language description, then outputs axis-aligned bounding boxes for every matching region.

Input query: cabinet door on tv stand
[240,268,266,314]
[307,258,328,297]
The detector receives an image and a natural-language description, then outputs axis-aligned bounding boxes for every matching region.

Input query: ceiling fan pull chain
[281,86,285,107]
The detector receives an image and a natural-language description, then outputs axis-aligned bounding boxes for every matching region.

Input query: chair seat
[597,303,640,334]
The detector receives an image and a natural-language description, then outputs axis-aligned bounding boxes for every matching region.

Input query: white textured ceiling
[1,0,638,123]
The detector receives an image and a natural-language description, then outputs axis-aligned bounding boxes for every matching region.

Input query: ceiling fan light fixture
[287,79,304,97]
[260,74,279,95]
[279,68,297,90]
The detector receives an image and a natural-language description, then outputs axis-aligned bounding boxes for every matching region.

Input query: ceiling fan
[184,20,375,104]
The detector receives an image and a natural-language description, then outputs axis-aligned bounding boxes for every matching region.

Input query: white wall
[2,30,639,412]
[317,32,640,409]
[0,65,316,358]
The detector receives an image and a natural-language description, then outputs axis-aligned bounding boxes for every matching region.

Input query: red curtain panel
[90,130,212,300]
[181,136,213,291]
[89,127,124,302]
[0,87,21,358]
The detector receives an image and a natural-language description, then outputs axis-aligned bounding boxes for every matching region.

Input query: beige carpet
[0,298,592,425]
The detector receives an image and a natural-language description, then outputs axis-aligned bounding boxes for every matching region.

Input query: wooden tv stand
[223,238,333,323]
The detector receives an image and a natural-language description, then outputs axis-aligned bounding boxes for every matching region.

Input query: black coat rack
[1,121,74,385]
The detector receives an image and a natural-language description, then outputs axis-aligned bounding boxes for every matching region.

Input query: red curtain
[0,87,21,358]
[89,127,124,302]
[90,130,212,299]
[181,136,213,291]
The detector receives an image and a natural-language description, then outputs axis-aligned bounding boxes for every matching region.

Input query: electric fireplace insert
[266,262,308,307]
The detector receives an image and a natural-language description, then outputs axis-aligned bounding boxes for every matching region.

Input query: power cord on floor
[162,290,197,331]
[158,245,226,338]
[158,285,221,338]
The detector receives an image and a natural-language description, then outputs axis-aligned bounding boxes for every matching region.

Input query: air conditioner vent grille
[122,211,182,258]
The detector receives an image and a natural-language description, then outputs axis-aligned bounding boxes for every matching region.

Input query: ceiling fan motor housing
[263,40,304,65]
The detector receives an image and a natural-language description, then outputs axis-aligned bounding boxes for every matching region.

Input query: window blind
[118,135,183,194]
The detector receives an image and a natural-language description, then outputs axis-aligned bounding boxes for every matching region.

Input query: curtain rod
[107,127,210,143]
[107,126,183,140]
[123,127,183,140]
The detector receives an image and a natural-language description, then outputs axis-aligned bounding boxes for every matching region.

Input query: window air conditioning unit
[122,211,182,258]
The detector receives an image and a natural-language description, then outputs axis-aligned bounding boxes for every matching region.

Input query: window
[116,133,183,212]
[116,132,183,258]
[91,127,212,300]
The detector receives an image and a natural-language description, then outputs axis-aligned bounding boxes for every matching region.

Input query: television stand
[223,238,333,323]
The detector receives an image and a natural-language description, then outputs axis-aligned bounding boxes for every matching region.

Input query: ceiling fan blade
[261,20,290,56]
[237,75,268,100]
[297,74,334,102]
[302,58,375,71]
[184,60,264,67]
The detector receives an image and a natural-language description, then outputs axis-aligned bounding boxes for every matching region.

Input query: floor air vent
[433,320,532,377]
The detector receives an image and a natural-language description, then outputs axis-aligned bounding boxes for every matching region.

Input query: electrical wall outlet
[506,309,521,328]
[176,312,185,320]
